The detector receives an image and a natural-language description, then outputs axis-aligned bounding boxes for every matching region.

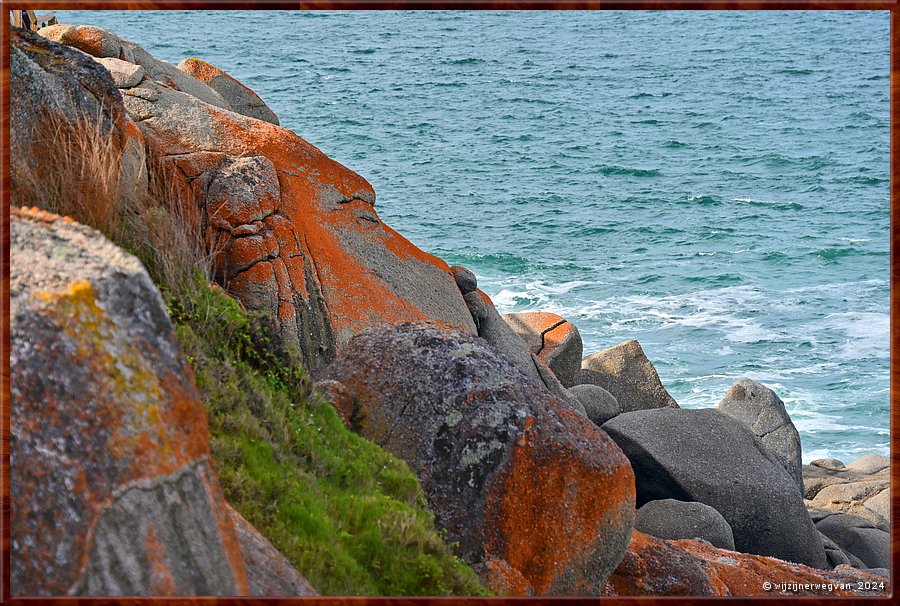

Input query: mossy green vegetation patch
[169,281,488,596]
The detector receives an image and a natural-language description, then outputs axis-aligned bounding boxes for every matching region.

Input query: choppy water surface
[61,10,890,462]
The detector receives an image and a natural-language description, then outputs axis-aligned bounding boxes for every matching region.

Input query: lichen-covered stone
[605,531,889,596]
[119,74,475,371]
[178,57,280,125]
[324,323,635,596]
[503,311,584,387]
[10,208,249,595]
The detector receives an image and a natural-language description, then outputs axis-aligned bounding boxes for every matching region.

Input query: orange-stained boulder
[10,208,248,595]
[503,311,584,388]
[324,323,636,596]
[178,57,280,125]
[29,25,478,371]
[605,531,889,597]
[118,55,475,370]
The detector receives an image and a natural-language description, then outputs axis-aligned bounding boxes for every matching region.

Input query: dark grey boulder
[817,531,853,569]
[462,291,545,387]
[635,499,735,550]
[816,514,890,570]
[450,265,478,294]
[568,383,621,426]
[323,323,636,596]
[579,340,678,412]
[717,378,803,493]
[601,407,827,569]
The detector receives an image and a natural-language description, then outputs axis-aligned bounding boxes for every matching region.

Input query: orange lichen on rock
[119,81,475,370]
[10,213,251,595]
[605,531,890,597]
[485,404,635,595]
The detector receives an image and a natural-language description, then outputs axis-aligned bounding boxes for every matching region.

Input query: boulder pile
[10,22,890,597]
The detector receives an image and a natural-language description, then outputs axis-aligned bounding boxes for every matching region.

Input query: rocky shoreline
[10,23,891,596]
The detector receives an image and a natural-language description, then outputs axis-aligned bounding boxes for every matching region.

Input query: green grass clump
[169,280,488,596]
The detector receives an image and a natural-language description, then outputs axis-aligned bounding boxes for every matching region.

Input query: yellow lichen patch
[35,278,192,476]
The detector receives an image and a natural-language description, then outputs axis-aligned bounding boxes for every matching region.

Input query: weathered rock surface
[604,531,889,596]
[96,56,146,88]
[580,339,678,412]
[815,514,890,570]
[450,265,478,294]
[39,24,231,110]
[717,378,803,492]
[602,408,827,569]
[811,458,846,471]
[10,208,250,595]
[324,323,636,596]
[567,383,621,426]
[502,312,583,387]
[846,454,890,475]
[227,507,318,596]
[463,290,545,385]
[27,25,477,371]
[178,57,280,125]
[38,24,124,58]
[10,27,141,202]
[635,499,735,550]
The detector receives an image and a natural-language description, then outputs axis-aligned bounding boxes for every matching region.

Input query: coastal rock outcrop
[717,378,803,492]
[10,208,251,595]
[814,514,890,571]
[635,499,735,550]
[602,408,827,569]
[11,207,316,596]
[502,311,583,387]
[177,57,280,125]
[26,25,477,372]
[604,531,888,597]
[324,323,636,596]
[579,339,678,412]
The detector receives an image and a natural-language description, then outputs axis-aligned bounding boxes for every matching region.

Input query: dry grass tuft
[11,107,222,306]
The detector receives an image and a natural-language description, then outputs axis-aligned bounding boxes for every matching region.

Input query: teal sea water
[60,10,890,463]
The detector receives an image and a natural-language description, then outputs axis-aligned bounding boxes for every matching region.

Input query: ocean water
[59,10,890,463]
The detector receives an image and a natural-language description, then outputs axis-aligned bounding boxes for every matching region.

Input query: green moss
[169,279,488,596]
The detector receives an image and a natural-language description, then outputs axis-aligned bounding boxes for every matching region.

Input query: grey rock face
[580,340,678,412]
[450,265,478,294]
[11,28,127,200]
[601,407,827,569]
[811,458,846,471]
[463,291,545,386]
[567,383,621,426]
[10,210,251,595]
[635,499,735,550]
[324,323,636,596]
[816,514,890,570]
[717,378,803,493]
[227,507,318,596]
[817,531,853,569]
